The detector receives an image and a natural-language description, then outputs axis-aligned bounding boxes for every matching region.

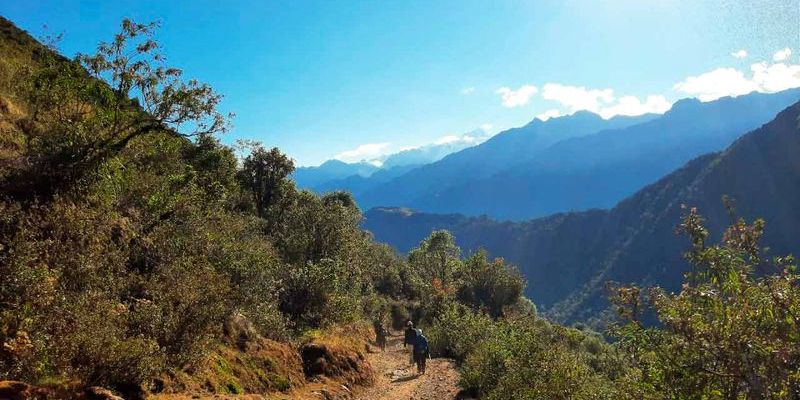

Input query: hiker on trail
[403,320,417,364]
[375,322,388,351]
[413,328,430,375]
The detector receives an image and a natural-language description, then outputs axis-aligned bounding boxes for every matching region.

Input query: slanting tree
[6,18,231,201]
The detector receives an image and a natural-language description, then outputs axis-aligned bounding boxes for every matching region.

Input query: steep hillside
[364,101,800,322]
[358,111,655,209]
[0,17,433,399]
[405,90,800,220]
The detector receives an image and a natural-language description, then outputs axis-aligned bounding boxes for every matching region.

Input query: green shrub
[278,259,362,330]
[426,303,495,362]
[456,250,525,318]
[459,337,511,397]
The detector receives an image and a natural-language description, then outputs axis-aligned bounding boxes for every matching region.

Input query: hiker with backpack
[413,328,430,374]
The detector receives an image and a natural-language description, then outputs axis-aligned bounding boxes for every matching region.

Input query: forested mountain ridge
[364,100,800,322]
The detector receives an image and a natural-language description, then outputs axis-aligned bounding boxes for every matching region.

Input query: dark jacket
[404,327,417,346]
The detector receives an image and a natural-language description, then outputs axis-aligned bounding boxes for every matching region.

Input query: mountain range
[293,159,380,189]
[293,128,490,194]
[363,100,800,324]
[360,89,800,220]
[302,89,800,221]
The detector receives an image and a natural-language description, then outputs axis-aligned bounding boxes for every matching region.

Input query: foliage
[426,303,497,362]
[278,259,361,330]
[408,230,461,288]
[456,249,525,318]
[431,302,635,399]
[2,18,231,202]
[237,143,295,222]
[613,206,800,399]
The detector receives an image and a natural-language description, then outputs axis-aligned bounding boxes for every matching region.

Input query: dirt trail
[354,332,461,400]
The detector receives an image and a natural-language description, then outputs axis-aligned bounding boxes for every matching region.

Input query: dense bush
[613,207,800,399]
[433,304,634,399]
[456,249,525,318]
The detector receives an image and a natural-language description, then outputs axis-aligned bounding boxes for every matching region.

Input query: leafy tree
[183,134,240,203]
[613,206,800,399]
[237,143,295,224]
[278,259,360,330]
[456,249,525,318]
[3,18,230,201]
[409,230,462,288]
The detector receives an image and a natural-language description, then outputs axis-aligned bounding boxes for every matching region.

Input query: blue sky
[2,0,799,165]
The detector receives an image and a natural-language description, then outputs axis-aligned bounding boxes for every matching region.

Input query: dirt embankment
[0,321,461,399]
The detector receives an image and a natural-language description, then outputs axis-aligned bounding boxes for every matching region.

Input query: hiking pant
[416,353,427,373]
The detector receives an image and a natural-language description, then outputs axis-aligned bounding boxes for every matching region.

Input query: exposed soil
[353,332,460,400]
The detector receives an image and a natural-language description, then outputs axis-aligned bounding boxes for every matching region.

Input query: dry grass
[154,342,302,397]
[298,322,375,387]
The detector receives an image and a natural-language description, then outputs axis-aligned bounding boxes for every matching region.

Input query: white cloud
[598,95,672,119]
[773,47,792,62]
[673,60,800,101]
[751,61,800,92]
[433,128,490,146]
[480,123,493,131]
[366,159,384,167]
[496,85,538,108]
[535,109,561,121]
[536,84,669,119]
[434,135,463,145]
[673,68,758,101]
[540,83,615,114]
[460,86,476,95]
[731,49,748,59]
[334,142,391,162]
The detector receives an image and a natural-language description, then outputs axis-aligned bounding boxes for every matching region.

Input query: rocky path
[354,333,461,400]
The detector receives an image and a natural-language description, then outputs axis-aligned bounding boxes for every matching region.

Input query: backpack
[415,330,429,356]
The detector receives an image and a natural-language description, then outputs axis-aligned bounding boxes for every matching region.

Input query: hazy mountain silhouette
[312,163,421,197]
[293,159,380,189]
[381,127,491,169]
[293,129,489,193]
[358,111,656,209]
